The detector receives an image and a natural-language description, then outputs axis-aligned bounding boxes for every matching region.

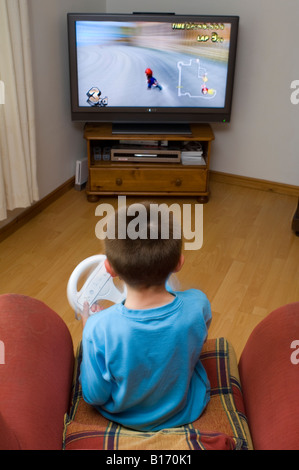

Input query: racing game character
[145,68,162,91]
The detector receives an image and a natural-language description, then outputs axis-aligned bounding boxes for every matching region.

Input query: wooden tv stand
[84,123,215,203]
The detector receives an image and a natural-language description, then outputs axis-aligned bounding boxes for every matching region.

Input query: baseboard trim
[1,172,298,243]
[0,177,75,243]
[210,171,299,197]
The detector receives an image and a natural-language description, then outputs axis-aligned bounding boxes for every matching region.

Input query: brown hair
[104,201,182,287]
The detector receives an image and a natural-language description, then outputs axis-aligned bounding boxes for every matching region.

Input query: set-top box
[111,145,181,163]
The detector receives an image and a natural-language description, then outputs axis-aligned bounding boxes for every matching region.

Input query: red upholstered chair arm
[238,302,299,450]
[0,294,74,450]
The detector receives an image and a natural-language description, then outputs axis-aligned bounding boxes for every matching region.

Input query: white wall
[107,0,299,186]
[4,0,297,229]
[28,0,107,200]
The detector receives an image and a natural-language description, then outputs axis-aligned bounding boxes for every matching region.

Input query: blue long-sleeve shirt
[80,289,212,431]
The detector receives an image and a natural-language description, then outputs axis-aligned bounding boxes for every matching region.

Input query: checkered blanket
[63,338,252,450]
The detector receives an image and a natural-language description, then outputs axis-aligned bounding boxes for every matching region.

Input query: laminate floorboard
[0,181,298,358]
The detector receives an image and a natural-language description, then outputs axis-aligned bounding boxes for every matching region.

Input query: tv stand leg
[197,195,209,204]
[87,194,100,202]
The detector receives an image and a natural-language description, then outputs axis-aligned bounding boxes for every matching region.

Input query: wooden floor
[0,180,298,359]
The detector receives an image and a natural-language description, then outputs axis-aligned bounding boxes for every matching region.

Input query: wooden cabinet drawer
[89,166,207,194]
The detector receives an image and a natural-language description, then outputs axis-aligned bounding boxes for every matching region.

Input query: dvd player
[111,146,181,163]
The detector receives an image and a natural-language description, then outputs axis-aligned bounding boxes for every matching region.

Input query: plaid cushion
[63,338,253,450]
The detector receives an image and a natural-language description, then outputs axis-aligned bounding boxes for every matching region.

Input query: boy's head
[104,202,183,288]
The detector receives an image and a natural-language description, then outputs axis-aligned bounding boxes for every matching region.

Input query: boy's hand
[81,301,90,328]
[81,301,105,329]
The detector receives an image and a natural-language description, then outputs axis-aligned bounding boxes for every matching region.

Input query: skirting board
[0,177,75,243]
[210,171,299,197]
[1,172,298,243]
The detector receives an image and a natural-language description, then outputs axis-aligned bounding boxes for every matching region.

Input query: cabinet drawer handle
[175,178,182,187]
[116,178,123,186]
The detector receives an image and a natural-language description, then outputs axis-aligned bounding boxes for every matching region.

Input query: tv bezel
[67,12,239,128]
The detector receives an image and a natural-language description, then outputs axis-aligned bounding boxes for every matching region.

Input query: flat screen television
[67,12,239,134]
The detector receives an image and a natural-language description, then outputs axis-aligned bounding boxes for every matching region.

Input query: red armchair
[238,301,299,450]
[0,294,298,450]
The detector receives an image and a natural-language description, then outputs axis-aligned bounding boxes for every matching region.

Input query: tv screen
[67,13,239,133]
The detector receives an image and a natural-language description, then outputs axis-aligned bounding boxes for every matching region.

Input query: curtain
[0,0,39,221]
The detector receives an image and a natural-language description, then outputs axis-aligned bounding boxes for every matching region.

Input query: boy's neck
[124,284,174,310]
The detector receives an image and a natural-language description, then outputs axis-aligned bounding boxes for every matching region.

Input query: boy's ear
[173,254,185,273]
[104,258,117,278]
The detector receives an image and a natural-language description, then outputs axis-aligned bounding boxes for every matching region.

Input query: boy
[80,202,212,431]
